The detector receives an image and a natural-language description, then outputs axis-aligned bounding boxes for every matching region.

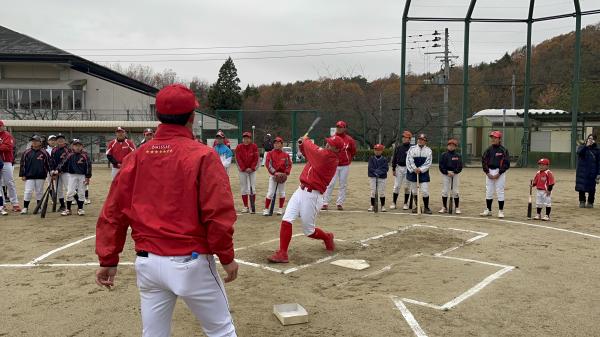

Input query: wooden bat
[448,175,454,215]
[248,175,256,214]
[33,184,52,215]
[527,179,533,219]
[416,173,421,215]
[408,190,413,209]
[41,180,53,218]
[268,182,279,216]
[52,175,59,212]
[374,177,379,213]
[303,116,322,138]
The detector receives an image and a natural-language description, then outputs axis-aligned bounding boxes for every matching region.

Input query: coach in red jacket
[95,84,239,337]
[106,126,136,179]
[322,120,357,211]
[0,120,19,211]
[235,131,259,213]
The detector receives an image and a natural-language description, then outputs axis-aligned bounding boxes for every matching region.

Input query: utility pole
[443,28,450,141]
[511,72,516,110]
[378,92,383,144]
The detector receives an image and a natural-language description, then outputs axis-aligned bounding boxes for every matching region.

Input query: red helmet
[374,144,384,151]
[242,131,252,138]
[274,136,284,143]
[336,121,347,128]
[402,130,413,138]
[489,130,503,139]
[537,158,550,165]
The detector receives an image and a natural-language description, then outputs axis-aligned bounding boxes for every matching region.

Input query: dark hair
[588,134,597,141]
[156,111,193,126]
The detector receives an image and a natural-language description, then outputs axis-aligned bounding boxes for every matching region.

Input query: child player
[531,158,554,221]
[235,131,259,214]
[18,135,51,214]
[438,138,463,214]
[262,136,292,216]
[480,130,510,218]
[57,139,92,216]
[368,144,389,212]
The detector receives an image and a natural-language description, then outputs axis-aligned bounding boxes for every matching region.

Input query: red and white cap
[116,126,126,132]
[216,131,225,138]
[274,136,284,143]
[336,120,347,128]
[326,135,345,149]
[537,158,550,165]
[156,84,199,115]
[489,130,503,138]
[143,128,153,135]
[374,144,385,151]
[242,131,252,138]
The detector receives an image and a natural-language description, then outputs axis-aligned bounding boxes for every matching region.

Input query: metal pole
[511,72,516,110]
[522,0,535,168]
[462,0,477,158]
[292,110,298,162]
[570,0,582,169]
[379,92,383,144]
[503,108,506,136]
[399,0,411,138]
[443,27,450,142]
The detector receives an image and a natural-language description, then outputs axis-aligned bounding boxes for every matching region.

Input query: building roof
[0,26,158,96]
[473,109,568,117]
[3,119,159,132]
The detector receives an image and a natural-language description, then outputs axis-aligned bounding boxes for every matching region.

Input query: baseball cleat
[267,251,289,263]
[480,209,492,217]
[412,207,418,214]
[424,208,432,215]
[542,215,550,221]
[402,203,409,210]
[497,210,505,218]
[12,205,21,212]
[455,208,462,214]
[368,206,374,212]
[381,206,386,212]
[58,206,66,212]
[586,203,594,208]
[262,209,270,216]
[60,209,71,216]
[337,205,344,211]
[579,202,586,208]
[533,214,541,220]
[77,209,85,216]
[20,208,28,215]
[241,207,249,213]
[0,208,8,216]
[438,207,447,214]
[321,204,328,211]
[390,204,396,210]
[84,199,91,205]
[276,208,283,215]
[324,232,335,251]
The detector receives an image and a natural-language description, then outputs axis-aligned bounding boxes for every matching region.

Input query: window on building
[0,89,7,109]
[64,90,74,110]
[41,89,51,109]
[74,90,83,110]
[31,89,41,109]
[51,90,62,110]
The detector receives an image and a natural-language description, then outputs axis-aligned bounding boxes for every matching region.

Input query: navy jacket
[482,145,510,174]
[51,145,70,170]
[575,144,600,192]
[19,148,51,179]
[439,150,463,175]
[58,151,92,178]
[368,155,389,179]
[391,142,411,169]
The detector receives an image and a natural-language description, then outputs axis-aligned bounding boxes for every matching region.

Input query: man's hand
[448,171,455,177]
[116,163,121,169]
[392,170,396,177]
[546,190,552,196]
[486,173,494,179]
[245,168,252,173]
[84,178,90,185]
[222,260,239,283]
[415,168,421,174]
[96,266,118,289]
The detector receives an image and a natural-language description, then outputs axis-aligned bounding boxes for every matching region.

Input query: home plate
[273,303,309,326]
[330,259,370,270]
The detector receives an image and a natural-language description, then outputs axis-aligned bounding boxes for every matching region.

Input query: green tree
[208,57,242,110]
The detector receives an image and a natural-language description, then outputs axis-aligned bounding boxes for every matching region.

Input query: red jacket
[0,131,15,163]
[299,139,338,194]
[96,124,237,266]
[106,138,136,168]
[235,143,259,172]
[265,149,292,175]
[335,132,357,166]
[533,169,555,191]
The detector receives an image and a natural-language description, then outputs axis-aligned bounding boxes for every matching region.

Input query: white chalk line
[391,297,429,337]
[234,233,303,252]
[440,266,514,310]
[234,259,283,274]
[27,235,97,265]
[283,254,338,274]
[0,262,134,268]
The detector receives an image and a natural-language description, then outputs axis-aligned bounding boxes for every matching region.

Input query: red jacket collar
[154,124,194,140]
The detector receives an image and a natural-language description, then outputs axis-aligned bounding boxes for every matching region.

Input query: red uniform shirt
[335,132,357,166]
[533,169,555,191]
[265,148,292,175]
[234,143,259,172]
[106,138,136,168]
[0,130,15,163]
[299,139,338,194]
[96,124,237,266]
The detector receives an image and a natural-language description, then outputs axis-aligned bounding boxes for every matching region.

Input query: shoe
[390,204,396,210]
[337,205,344,211]
[77,209,85,216]
[498,210,505,218]
[12,205,21,212]
[267,250,289,263]
[542,215,550,221]
[324,232,335,251]
[84,199,91,205]
[368,206,374,212]
[58,206,66,212]
[586,203,594,208]
[412,207,418,214]
[579,202,586,208]
[480,209,491,217]
[20,208,28,215]
[0,208,7,216]
[241,207,249,213]
[321,204,328,211]
[403,203,409,210]
[381,206,386,212]
[277,208,283,215]
[455,208,461,214]
[424,208,432,215]
[250,208,256,214]
[60,209,71,216]
[533,214,541,220]
[262,209,270,216]
[438,207,447,214]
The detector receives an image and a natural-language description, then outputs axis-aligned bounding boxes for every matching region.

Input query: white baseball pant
[56,174,66,199]
[410,181,429,197]
[111,167,120,179]
[392,166,409,194]
[441,174,460,198]
[369,177,386,198]
[485,169,506,201]
[536,190,552,207]
[64,173,86,202]
[23,179,45,202]
[135,253,236,337]
[1,162,18,205]
[266,176,286,199]
[323,165,350,206]
[238,171,256,195]
[282,187,323,236]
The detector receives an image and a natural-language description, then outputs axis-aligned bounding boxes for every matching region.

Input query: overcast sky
[1,0,598,86]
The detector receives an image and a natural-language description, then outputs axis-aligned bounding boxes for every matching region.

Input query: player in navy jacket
[18,135,51,214]
[438,138,463,214]
[56,139,92,216]
[368,144,389,212]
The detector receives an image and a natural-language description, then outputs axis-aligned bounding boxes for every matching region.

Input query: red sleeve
[95,154,136,266]
[265,151,275,175]
[234,147,244,171]
[250,144,259,171]
[198,151,237,265]
[128,140,137,151]
[547,171,555,186]
[0,134,14,152]
[532,172,539,186]
[349,137,357,157]
[285,155,292,175]
[300,140,319,163]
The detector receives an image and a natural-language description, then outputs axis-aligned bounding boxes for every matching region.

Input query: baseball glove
[274,173,288,183]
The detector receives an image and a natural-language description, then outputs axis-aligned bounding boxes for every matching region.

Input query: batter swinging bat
[248,175,256,214]
[527,179,533,219]
[416,173,422,215]
[448,175,454,215]
[303,116,322,138]
[268,182,279,216]
[374,177,379,213]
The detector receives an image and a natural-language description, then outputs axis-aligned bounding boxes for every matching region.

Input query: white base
[273,303,309,326]
[330,259,370,270]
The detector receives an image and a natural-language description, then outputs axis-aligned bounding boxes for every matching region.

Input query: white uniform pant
[410,181,429,198]
[369,177,387,198]
[1,162,18,204]
[111,167,120,179]
[266,176,286,199]
[441,174,460,198]
[55,174,67,199]
[135,253,236,337]
[64,173,86,202]
[23,179,45,202]
[485,169,506,201]
[282,187,324,236]
[238,171,256,195]
[323,165,350,206]
[392,166,409,194]
[536,190,552,207]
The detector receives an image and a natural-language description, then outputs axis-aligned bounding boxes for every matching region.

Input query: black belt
[136,251,149,257]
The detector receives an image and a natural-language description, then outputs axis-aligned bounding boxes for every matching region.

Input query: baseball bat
[302,116,322,138]
[527,179,533,219]
[52,175,59,212]
[374,177,379,213]
[416,173,421,215]
[248,174,256,214]
[33,184,52,215]
[268,181,279,216]
[41,180,53,218]
[448,175,454,215]
[408,190,413,209]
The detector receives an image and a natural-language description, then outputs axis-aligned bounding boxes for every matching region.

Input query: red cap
[156,84,199,115]
[274,136,284,143]
[242,132,252,138]
[0,120,4,127]
[116,126,126,132]
[216,131,225,138]
[537,158,550,165]
[374,144,384,151]
[336,121,347,128]
[326,135,345,149]
[402,130,412,138]
[447,138,458,146]
[489,130,503,138]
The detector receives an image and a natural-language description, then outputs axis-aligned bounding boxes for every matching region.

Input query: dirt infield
[1,163,600,337]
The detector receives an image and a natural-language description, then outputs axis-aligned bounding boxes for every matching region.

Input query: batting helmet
[326,135,345,150]
[374,144,384,151]
[537,158,550,165]
[242,131,252,138]
[489,130,503,139]
[336,120,347,128]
